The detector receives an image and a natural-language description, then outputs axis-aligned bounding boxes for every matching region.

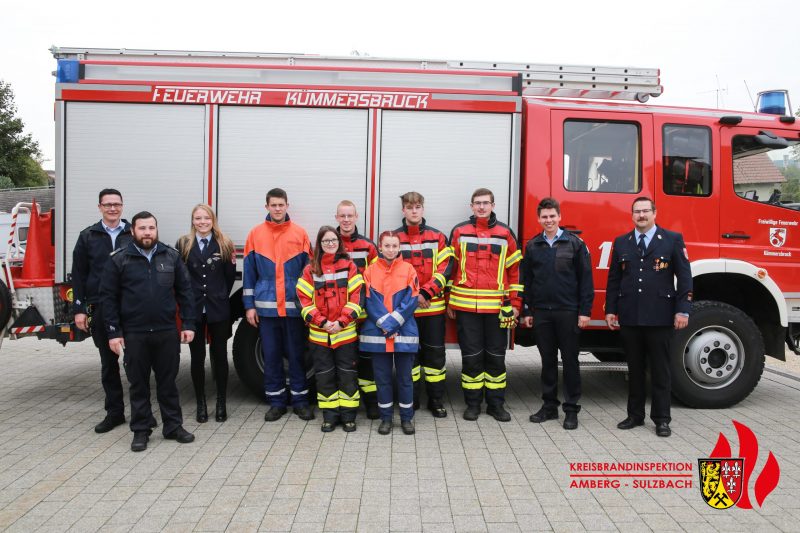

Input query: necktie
[638,234,647,256]
[200,238,209,258]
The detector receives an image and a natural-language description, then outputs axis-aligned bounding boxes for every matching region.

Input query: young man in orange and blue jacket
[243,188,313,422]
[448,188,523,422]
[395,191,454,417]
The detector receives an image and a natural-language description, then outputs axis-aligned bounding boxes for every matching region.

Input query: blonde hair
[176,204,235,262]
[400,191,424,207]
[336,200,358,215]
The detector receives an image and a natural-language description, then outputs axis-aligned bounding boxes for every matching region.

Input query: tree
[0,81,49,187]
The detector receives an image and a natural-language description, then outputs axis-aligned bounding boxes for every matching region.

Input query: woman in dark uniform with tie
[176,204,237,423]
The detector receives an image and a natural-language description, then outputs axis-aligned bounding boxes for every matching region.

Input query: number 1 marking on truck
[597,241,612,270]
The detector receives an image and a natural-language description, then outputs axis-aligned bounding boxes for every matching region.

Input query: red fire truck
[1,47,797,409]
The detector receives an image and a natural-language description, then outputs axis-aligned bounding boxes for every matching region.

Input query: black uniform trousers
[413,313,447,405]
[620,325,673,424]
[455,311,507,408]
[311,342,359,423]
[188,315,230,399]
[123,329,183,435]
[89,303,125,419]
[534,309,581,413]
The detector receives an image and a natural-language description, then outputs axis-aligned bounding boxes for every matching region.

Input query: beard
[134,234,157,250]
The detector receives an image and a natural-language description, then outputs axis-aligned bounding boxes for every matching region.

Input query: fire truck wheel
[232,320,266,400]
[670,301,764,408]
[231,319,317,402]
[0,280,11,329]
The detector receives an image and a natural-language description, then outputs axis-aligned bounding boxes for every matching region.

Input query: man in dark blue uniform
[72,188,134,433]
[605,196,692,437]
[101,211,197,452]
[520,197,593,430]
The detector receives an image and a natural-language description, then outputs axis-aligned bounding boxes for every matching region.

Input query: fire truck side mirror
[754,130,790,149]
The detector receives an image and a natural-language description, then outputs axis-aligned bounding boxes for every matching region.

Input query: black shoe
[130,431,149,452]
[215,398,227,422]
[563,411,578,430]
[486,405,511,422]
[617,417,645,430]
[529,407,558,424]
[294,405,315,421]
[196,398,208,423]
[365,403,379,420]
[656,422,672,437]
[343,421,357,433]
[427,401,447,418]
[463,405,481,421]
[95,414,125,434]
[264,406,288,422]
[401,420,415,435]
[378,420,392,435]
[321,421,336,433]
[164,426,195,443]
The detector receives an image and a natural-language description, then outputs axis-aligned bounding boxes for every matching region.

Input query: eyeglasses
[321,239,339,246]
[337,214,355,219]
[100,203,123,209]
[472,201,493,207]
[633,209,653,215]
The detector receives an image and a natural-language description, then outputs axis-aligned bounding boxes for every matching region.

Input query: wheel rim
[682,325,745,389]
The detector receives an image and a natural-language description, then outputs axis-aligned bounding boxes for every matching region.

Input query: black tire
[670,300,764,408]
[232,320,265,400]
[0,280,11,329]
[232,319,317,402]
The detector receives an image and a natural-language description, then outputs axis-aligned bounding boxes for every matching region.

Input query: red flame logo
[709,420,780,508]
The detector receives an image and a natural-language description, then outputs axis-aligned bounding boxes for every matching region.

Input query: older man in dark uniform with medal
[605,196,692,437]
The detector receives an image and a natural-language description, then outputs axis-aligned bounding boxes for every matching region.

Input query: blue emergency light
[56,60,80,83]
[756,90,791,116]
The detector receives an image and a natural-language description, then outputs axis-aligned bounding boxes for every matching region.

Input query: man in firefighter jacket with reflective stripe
[297,226,365,432]
[243,188,314,423]
[335,200,380,419]
[448,188,523,422]
[395,191,454,417]
[605,196,692,438]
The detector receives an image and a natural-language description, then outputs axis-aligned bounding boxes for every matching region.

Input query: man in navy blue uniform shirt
[520,197,593,430]
[605,196,692,437]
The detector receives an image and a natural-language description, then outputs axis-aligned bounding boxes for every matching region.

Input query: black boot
[215,396,227,422]
[195,384,208,423]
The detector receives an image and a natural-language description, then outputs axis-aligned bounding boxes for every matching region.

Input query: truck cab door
[719,126,800,288]
[550,109,654,318]
[653,121,719,261]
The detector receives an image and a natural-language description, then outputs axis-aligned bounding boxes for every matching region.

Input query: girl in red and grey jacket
[297,226,365,432]
[360,231,420,435]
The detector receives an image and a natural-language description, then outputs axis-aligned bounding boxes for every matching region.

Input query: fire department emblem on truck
[769,227,786,248]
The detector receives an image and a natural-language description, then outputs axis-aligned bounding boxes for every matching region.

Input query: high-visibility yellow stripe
[338,390,361,408]
[411,365,421,382]
[344,302,362,316]
[348,274,364,293]
[437,246,455,263]
[415,299,446,315]
[484,381,507,390]
[461,381,485,390]
[496,245,507,290]
[459,242,468,284]
[330,328,357,345]
[508,284,524,292]
[450,287,505,296]
[432,272,447,288]
[424,366,446,383]
[301,305,317,322]
[297,279,314,298]
[505,249,522,268]
[461,372,485,383]
[308,327,328,343]
[484,372,507,383]
[317,391,339,409]
[448,295,502,310]
[359,379,377,393]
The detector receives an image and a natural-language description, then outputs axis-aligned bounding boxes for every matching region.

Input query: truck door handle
[721,233,751,239]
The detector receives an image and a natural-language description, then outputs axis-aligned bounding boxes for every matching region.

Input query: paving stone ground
[0,335,798,532]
